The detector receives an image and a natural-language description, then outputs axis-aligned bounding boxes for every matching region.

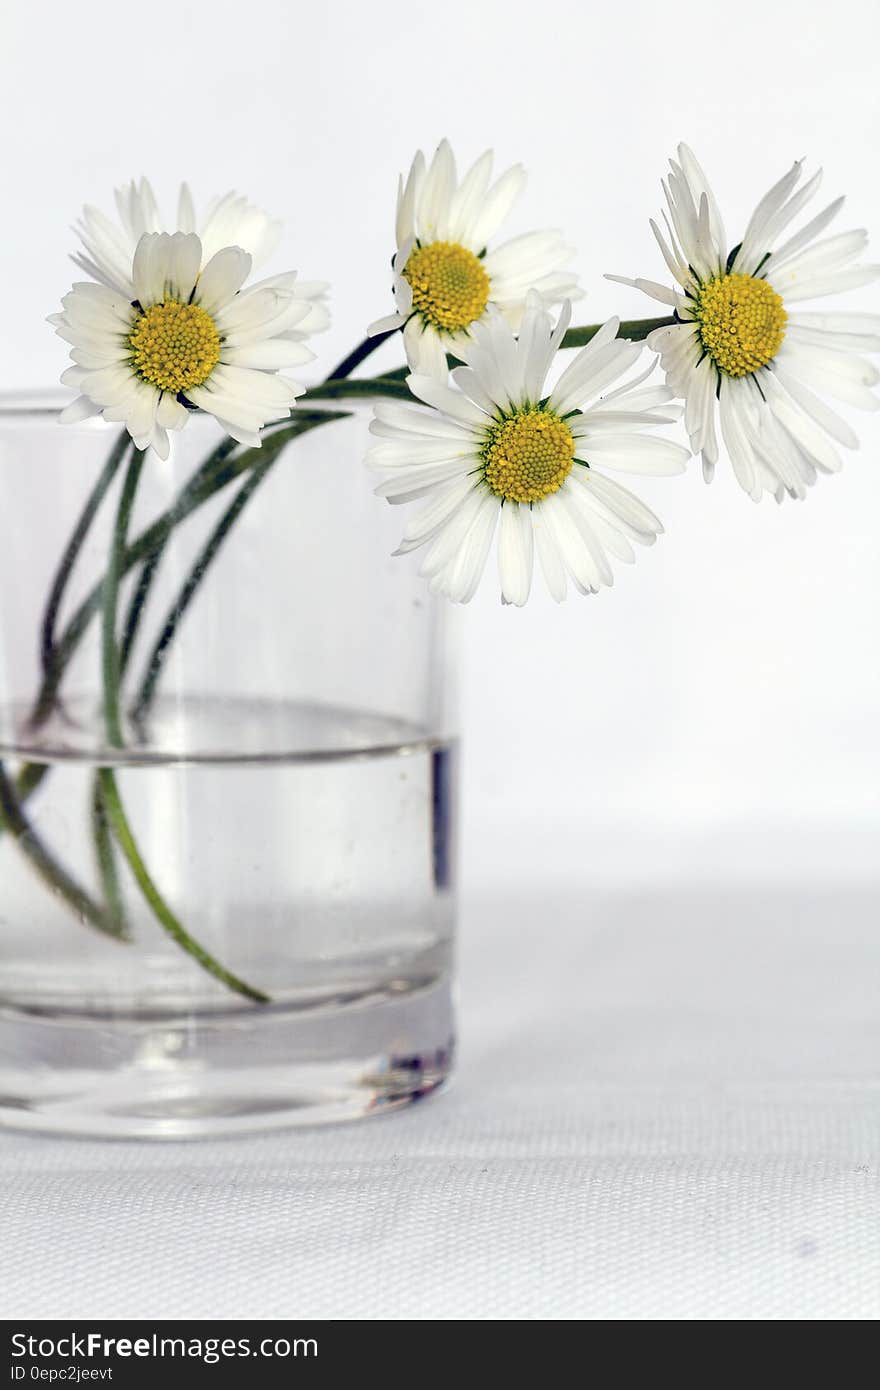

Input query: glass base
[0,976,453,1139]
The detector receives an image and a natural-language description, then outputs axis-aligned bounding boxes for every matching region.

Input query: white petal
[156,394,189,430]
[221,339,314,370]
[579,434,689,475]
[396,151,426,246]
[373,459,476,500]
[403,317,450,377]
[366,438,475,467]
[762,372,844,474]
[195,246,253,313]
[131,233,167,307]
[150,424,171,461]
[763,197,845,273]
[540,492,607,592]
[497,502,534,607]
[718,377,760,499]
[549,339,642,416]
[605,274,678,306]
[446,149,494,245]
[371,399,474,440]
[406,374,489,427]
[466,164,527,250]
[532,508,567,601]
[418,140,457,241]
[211,415,263,447]
[394,475,482,554]
[420,487,487,576]
[578,468,663,537]
[436,492,499,603]
[167,231,202,301]
[676,144,726,253]
[450,365,501,416]
[368,311,406,336]
[59,395,104,424]
[775,263,880,303]
[177,183,196,233]
[771,364,859,447]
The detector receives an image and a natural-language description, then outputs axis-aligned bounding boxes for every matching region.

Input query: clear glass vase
[0,393,458,1138]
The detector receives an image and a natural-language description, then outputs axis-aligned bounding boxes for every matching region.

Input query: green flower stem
[101,448,145,748]
[0,765,52,862]
[0,312,677,971]
[12,760,50,804]
[86,441,253,940]
[363,317,676,384]
[5,308,667,810]
[327,329,398,381]
[117,436,241,676]
[90,774,128,938]
[89,445,144,932]
[0,414,342,857]
[119,549,163,673]
[40,428,131,673]
[0,762,125,939]
[131,416,329,723]
[296,318,674,394]
[298,317,675,397]
[7,315,675,826]
[97,768,269,1005]
[91,448,244,934]
[34,413,344,728]
[300,376,415,404]
[31,438,269,727]
[562,316,675,349]
[97,409,346,1003]
[0,438,136,939]
[96,444,270,1003]
[133,467,270,720]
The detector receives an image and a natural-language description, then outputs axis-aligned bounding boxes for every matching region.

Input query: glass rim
[0,389,75,417]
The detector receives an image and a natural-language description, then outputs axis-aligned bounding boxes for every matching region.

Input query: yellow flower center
[128,300,221,394]
[403,240,491,334]
[482,408,575,504]
[696,272,786,377]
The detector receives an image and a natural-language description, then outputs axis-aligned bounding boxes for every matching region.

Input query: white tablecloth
[2,881,879,1320]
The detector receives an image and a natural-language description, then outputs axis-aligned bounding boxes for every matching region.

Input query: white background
[2,0,879,1322]
[3,0,879,887]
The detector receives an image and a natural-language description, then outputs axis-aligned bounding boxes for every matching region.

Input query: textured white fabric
[2,884,879,1321]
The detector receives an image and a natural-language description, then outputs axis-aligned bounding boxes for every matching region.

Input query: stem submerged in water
[90,775,128,938]
[0,763,125,939]
[97,769,270,1005]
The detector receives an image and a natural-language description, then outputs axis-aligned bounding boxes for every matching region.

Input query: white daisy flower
[366,295,689,606]
[53,231,317,458]
[369,139,581,377]
[611,145,880,501]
